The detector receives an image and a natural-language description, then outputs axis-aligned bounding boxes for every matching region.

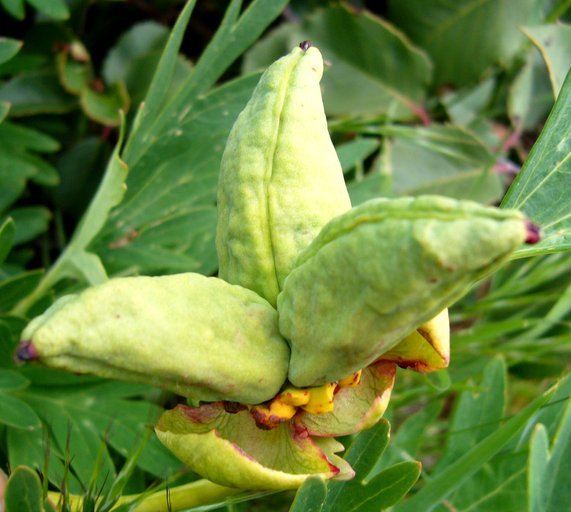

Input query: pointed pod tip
[299,40,312,51]
[524,220,541,244]
[14,340,39,363]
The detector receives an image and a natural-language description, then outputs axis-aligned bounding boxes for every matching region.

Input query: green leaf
[124,0,197,156]
[1,0,25,19]
[441,78,496,127]
[11,380,181,493]
[529,424,550,512]
[502,69,571,257]
[394,380,556,512]
[418,359,561,511]
[336,137,380,173]
[320,421,420,511]
[26,0,69,20]
[389,0,541,87]
[52,137,110,218]
[538,401,571,511]
[55,45,92,95]
[0,70,76,116]
[96,430,153,512]
[68,120,127,256]
[355,462,422,511]
[380,124,503,204]
[0,101,9,121]
[290,477,327,512]
[377,401,441,469]
[523,23,571,97]
[242,22,293,72]
[4,466,44,512]
[244,5,432,119]
[95,74,259,277]
[0,393,41,429]
[102,21,172,85]
[508,50,554,131]
[0,217,15,265]
[435,357,507,472]
[530,372,571,440]
[0,327,15,368]
[103,1,289,278]
[0,270,43,312]
[347,143,393,205]
[102,20,193,113]
[79,82,129,126]
[11,119,127,315]
[0,121,60,152]
[125,0,289,165]
[305,6,432,119]
[8,426,83,493]
[21,153,59,187]
[8,207,51,245]
[324,421,390,503]
[0,369,30,390]
[0,180,26,214]
[0,37,22,64]
[516,281,571,342]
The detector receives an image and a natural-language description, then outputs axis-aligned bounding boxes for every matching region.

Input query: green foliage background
[0,0,570,510]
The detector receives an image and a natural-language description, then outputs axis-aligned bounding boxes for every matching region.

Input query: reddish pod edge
[14,340,38,363]
[525,220,541,244]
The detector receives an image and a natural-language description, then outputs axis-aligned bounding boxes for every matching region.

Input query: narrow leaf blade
[502,69,571,257]
[395,384,556,512]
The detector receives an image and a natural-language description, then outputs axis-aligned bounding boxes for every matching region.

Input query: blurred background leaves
[0,0,569,510]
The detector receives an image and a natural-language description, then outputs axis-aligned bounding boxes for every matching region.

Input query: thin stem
[10,255,69,317]
[47,479,241,512]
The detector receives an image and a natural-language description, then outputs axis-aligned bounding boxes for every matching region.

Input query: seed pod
[216,44,351,307]
[18,273,289,404]
[278,196,528,387]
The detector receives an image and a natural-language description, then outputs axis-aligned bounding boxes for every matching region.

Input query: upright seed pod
[278,196,529,387]
[17,273,290,404]
[216,43,351,307]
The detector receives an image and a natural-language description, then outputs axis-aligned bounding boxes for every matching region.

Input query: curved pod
[216,45,351,306]
[20,273,290,404]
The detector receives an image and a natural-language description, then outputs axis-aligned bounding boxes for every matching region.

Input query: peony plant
[15,42,539,491]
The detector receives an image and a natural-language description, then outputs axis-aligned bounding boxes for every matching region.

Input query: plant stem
[11,255,69,317]
[47,479,241,512]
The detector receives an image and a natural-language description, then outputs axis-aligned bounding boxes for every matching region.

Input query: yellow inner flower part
[250,371,362,429]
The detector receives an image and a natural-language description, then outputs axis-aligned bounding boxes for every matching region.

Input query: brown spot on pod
[223,401,247,414]
[299,40,312,51]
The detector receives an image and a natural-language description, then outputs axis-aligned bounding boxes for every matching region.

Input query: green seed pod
[18,274,289,404]
[216,44,351,307]
[278,196,528,387]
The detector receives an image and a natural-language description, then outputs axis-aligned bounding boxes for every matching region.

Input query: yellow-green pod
[18,273,289,404]
[216,43,351,307]
[278,196,529,387]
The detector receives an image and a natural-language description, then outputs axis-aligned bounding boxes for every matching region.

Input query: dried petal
[380,309,450,372]
[156,402,354,490]
[297,362,396,437]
